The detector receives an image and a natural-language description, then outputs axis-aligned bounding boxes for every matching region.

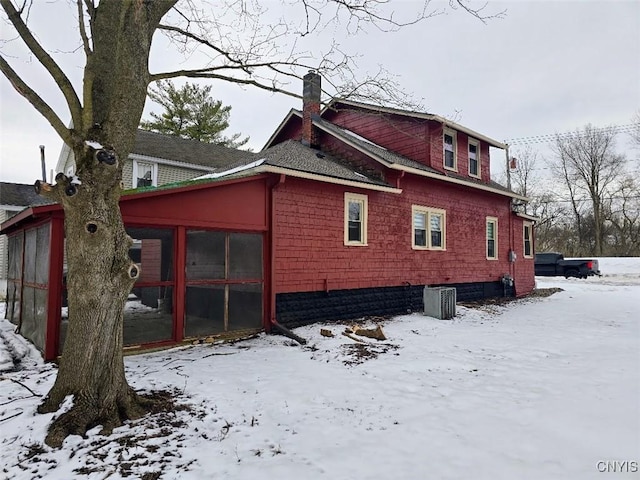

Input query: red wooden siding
[140,239,161,283]
[121,177,269,231]
[272,174,529,294]
[326,109,430,166]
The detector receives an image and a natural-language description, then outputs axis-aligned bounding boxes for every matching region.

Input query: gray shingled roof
[132,130,253,168]
[0,182,53,207]
[259,140,392,188]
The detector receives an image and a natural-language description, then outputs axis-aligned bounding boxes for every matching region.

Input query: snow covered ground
[1,258,638,480]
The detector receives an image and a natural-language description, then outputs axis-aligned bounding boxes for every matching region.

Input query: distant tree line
[509,112,640,257]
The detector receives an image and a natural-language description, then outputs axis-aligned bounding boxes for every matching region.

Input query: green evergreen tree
[141,80,249,148]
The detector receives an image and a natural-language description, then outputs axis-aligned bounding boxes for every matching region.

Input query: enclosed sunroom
[1,175,271,360]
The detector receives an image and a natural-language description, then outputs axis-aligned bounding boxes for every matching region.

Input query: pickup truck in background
[534,252,602,279]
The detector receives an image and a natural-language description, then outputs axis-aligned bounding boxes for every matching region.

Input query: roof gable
[324,99,507,149]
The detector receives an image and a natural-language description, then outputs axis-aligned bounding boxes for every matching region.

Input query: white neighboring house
[0,183,52,298]
[56,129,253,189]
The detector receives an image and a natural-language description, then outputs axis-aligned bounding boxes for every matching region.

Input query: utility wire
[505,124,637,146]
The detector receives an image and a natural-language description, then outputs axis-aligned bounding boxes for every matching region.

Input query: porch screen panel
[185,285,225,337]
[186,231,225,280]
[122,227,175,347]
[229,233,262,279]
[185,230,263,338]
[5,234,23,324]
[18,225,50,352]
[228,283,263,330]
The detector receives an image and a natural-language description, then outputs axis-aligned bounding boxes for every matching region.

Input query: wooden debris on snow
[320,328,335,337]
[342,331,367,343]
[353,325,387,341]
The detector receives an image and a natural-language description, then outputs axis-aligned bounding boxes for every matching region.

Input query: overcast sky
[1,0,638,185]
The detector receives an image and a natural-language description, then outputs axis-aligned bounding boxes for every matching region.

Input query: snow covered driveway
[0,258,638,479]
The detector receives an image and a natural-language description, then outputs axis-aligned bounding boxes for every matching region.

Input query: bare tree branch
[1,0,83,130]
[0,54,72,146]
[76,0,92,57]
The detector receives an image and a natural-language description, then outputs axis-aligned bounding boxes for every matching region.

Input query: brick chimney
[302,70,321,147]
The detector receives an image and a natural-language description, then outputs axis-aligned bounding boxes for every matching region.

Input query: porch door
[184,230,263,338]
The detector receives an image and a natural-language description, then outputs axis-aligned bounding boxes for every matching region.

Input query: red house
[1,72,536,360]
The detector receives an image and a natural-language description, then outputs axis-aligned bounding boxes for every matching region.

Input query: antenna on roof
[39,145,46,182]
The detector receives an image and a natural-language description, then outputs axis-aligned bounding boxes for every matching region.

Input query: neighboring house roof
[0,182,53,209]
[324,98,508,149]
[130,130,253,168]
[56,130,254,174]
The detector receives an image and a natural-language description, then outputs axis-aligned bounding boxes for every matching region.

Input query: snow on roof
[194,158,265,180]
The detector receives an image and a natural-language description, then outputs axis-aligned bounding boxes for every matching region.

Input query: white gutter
[389,163,529,201]
[0,205,24,212]
[516,212,540,222]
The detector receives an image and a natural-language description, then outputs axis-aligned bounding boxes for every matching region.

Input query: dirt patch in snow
[340,342,401,366]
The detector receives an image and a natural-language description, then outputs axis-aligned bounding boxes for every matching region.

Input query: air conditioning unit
[423,287,456,320]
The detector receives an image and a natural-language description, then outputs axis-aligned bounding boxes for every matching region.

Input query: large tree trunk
[37,0,176,448]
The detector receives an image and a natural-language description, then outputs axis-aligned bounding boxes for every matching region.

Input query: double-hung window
[133,160,157,188]
[486,217,498,260]
[523,222,533,258]
[344,193,368,246]
[412,206,446,250]
[468,139,480,178]
[443,129,457,171]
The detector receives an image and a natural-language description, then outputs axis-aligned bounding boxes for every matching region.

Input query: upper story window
[523,222,533,258]
[412,206,446,250]
[443,128,457,171]
[344,192,368,246]
[486,216,498,260]
[468,139,480,178]
[133,160,157,188]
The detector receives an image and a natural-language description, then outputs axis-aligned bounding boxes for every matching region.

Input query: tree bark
[36,0,176,448]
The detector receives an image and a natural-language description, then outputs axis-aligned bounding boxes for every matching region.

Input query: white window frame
[344,192,368,246]
[133,160,158,188]
[468,138,480,178]
[523,222,533,258]
[443,128,457,171]
[486,216,498,260]
[412,205,446,251]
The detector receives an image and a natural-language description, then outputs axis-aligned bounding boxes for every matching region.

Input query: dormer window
[443,129,457,171]
[468,139,480,178]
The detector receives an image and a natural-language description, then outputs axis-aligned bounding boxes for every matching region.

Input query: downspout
[269,174,307,345]
[505,144,515,296]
